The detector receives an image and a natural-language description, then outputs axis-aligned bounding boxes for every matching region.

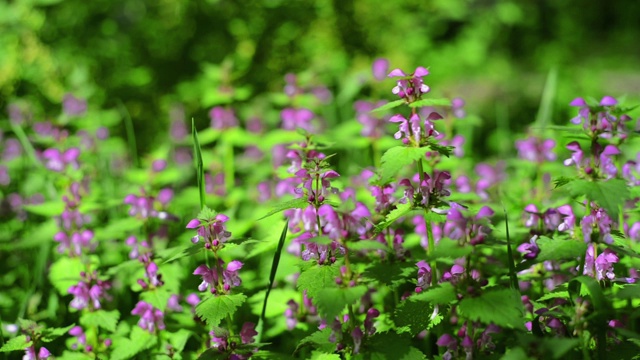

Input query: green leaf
[565,179,629,218]
[257,198,309,221]
[370,99,405,113]
[362,262,413,290]
[141,288,174,312]
[110,327,157,360]
[373,202,414,234]
[296,264,340,298]
[617,284,640,300]
[193,118,206,210]
[412,282,457,304]
[393,299,434,335]
[365,332,426,360]
[167,329,192,353]
[40,323,75,342]
[553,176,574,188]
[195,294,247,327]
[80,310,120,332]
[94,217,144,241]
[257,220,288,343]
[295,328,335,354]
[22,201,65,217]
[428,239,473,262]
[348,240,389,252]
[408,98,451,108]
[48,257,85,295]
[458,288,525,328]
[314,286,368,319]
[160,243,202,263]
[379,146,428,183]
[0,335,31,352]
[310,351,341,360]
[536,236,587,262]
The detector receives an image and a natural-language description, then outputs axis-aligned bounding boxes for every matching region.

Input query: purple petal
[186,219,200,228]
[569,97,587,107]
[193,264,210,275]
[387,69,406,77]
[372,58,389,81]
[600,96,617,106]
[476,206,494,219]
[413,67,429,77]
[226,260,243,272]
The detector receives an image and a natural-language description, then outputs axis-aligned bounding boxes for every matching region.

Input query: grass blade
[256,220,289,343]
[192,118,205,210]
[503,205,519,290]
[117,99,139,168]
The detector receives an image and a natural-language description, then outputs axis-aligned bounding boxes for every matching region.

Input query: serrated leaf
[373,202,414,234]
[370,99,405,113]
[412,282,457,304]
[258,198,309,220]
[195,294,247,327]
[314,286,368,319]
[553,176,574,188]
[458,288,525,328]
[379,146,428,183]
[393,299,434,335]
[296,264,340,298]
[41,323,75,342]
[408,98,451,108]
[537,291,569,302]
[536,236,587,262]
[295,328,335,354]
[362,262,413,289]
[0,335,31,352]
[565,179,629,218]
[80,310,120,332]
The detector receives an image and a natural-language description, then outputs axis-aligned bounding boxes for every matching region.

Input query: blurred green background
[2,0,640,155]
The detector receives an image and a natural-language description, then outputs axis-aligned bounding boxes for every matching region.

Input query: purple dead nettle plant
[186,206,260,355]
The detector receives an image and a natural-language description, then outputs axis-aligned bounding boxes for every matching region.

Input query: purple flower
[415,260,432,292]
[517,236,540,260]
[372,58,389,81]
[240,322,258,344]
[281,108,315,132]
[209,107,238,129]
[69,326,87,350]
[388,67,431,102]
[355,100,388,138]
[63,93,87,116]
[23,346,51,360]
[68,272,111,310]
[595,249,619,281]
[451,98,466,118]
[475,162,505,200]
[515,137,556,163]
[444,205,494,245]
[193,264,218,293]
[186,213,232,247]
[42,148,80,172]
[131,301,165,333]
